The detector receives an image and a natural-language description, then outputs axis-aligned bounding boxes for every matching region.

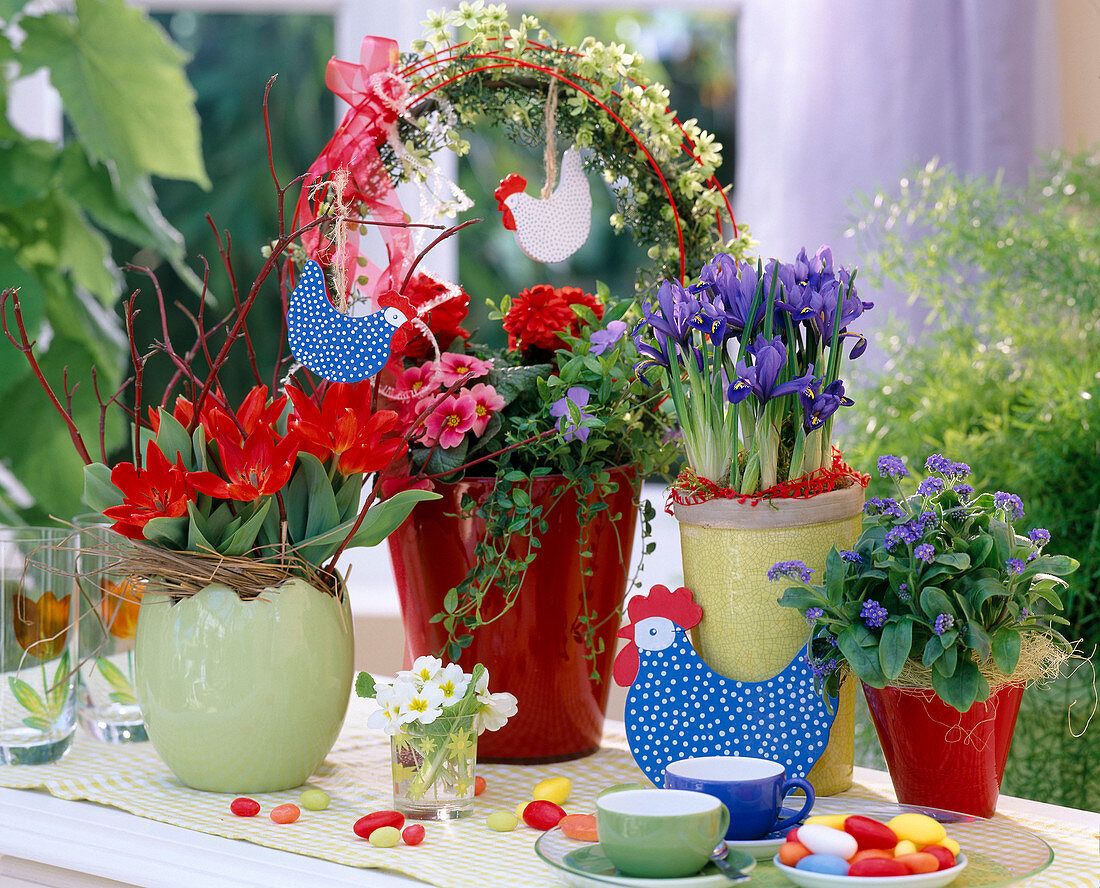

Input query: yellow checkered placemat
[0,695,1095,888]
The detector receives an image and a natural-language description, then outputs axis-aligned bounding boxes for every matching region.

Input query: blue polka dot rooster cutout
[288,259,411,382]
[613,584,837,788]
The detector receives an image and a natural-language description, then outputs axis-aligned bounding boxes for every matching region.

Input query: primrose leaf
[354,672,377,699]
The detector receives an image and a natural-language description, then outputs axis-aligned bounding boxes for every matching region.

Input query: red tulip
[103,442,196,540]
[189,425,300,502]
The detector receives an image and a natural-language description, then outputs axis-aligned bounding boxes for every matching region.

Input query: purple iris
[798,377,854,432]
[549,386,593,443]
[643,279,699,346]
[697,254,765,335]
[631,322,672,385]
[727,336,815,406]
[686,293,728,345]
[589,320,628,356]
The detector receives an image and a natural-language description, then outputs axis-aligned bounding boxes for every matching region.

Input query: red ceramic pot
[862,682,1025,818]
[388,468,638,763]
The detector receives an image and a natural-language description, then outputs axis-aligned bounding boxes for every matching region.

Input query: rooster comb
[625,584,703,629]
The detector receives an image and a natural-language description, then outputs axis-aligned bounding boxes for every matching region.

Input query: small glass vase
[391,711,478,820]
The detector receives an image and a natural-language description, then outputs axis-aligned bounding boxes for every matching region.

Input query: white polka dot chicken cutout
[613,585,838,788]
[496,148,592,264]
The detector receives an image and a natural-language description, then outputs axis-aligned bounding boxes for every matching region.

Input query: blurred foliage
[0,0,205,525]
[122,12,334,409]
[456,7,738,346]
[846,152,1100,653]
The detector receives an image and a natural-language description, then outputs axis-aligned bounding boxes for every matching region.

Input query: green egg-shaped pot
[135,577,353,793]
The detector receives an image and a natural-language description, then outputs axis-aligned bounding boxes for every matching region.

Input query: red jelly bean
[785,828,800,843]
[270,803,300,824]
[849,849,893,865]
[522,799,566,830]
[923,845,957,870]
[848,858,910,877]
[895,852,941,874]
[474,776,487,796]
[354,810,405,839]
[402,824,426,846]
[777,842,811,867]
[230,797,260,817]
[844,814,898,850]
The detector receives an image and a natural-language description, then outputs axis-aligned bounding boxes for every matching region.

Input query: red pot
[388,468,638,763]
[862,682,1024,818]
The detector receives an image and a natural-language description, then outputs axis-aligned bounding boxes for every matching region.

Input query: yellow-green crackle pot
[135,577,353,793]
[674,484,864,795]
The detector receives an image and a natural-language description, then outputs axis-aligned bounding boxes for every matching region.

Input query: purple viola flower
[877,455,909,479]
[953,483,974,501]
[808,657,839,680]
[925,454,952,474]
[864,497,906,518]
[915,543,936,562]
[949,461,971,477]
[549,386,594,443]
[860,599,889,628]
[767,560,813,582]
[933,613,955,636]
[727,336,816,406]
[884,527,907,550]
[589,320,628,356]
[994,491,1025,520]
[1005,558,1026,575]
[917,477,945,497]
[1027,527,1051,546]
[840,550,863,564]
[805,607,824,624]
[798,376,854,433]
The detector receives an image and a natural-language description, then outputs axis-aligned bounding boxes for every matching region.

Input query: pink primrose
[464,383,506,437]
[421,393,477,449]
[438,352,492,387]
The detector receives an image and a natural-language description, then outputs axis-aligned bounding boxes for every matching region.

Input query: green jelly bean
[299,789,330,811]
[369,825,401,848]
[487,810,519,832]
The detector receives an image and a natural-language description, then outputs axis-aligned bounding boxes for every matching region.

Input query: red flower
[203,384,287,446]
[502,284,603,353]
[189,425,300,502]
[103,442,196,540]
[287,382,407,476]
[146,395,195,433]
[398,271,472,361]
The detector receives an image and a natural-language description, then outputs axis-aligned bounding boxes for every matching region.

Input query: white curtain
[734,0,1062,262]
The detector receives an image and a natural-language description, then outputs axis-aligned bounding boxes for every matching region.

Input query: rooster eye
[649,627,658,636]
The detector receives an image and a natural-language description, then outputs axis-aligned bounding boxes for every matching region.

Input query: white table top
[2,761,1095,888]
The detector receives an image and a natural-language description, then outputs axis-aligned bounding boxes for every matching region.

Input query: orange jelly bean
[559,813,599,842]
[474,776,487,796]
[270,803,300,824]
[895,852,941,874]
[777,841,811,867]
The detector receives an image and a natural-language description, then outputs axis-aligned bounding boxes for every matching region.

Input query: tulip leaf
[878,618,913,681]
[992,628,1022,676]
[345,489,442,549]
[96,656,135,698]
[82,462,122,512]
[46,649,71,715]
[334,474,363,524]
[143,514,187,549]
[154,409,191,467]
[184,502,217,553]
[8,676,48,717]
[220,498,272,557]
[299,453,340,541]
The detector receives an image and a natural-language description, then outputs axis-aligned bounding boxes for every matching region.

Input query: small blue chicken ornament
[287,259,412,382]
[613,584,837,787]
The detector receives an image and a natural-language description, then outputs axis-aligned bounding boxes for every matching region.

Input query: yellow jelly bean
[516,801,531,818]
[894,839,919,856]
[299,789,330,811]
[939,837,961,856]
[533,776,572,806]
[805,814,848,829]
[369,826,400,848]
[888,813,947,846]
[487,810,520,832]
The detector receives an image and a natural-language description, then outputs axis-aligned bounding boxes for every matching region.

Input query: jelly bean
[844,814,898,850]
[888,812,947,846]
[849,849,894,865]
[299,789,330,811]
[516,801,531,818]
[402,824,426,846]
[369,826,400,848]
[848,857,910,877]
[785,828,800,843]
[270,803,300,824]
[795,854,850,875]
[777,841,811,867]
[804,814,848,829]
[598,782,648,797]
[923,845,957,870]
[559,813,599,842]
[487,810,520,832]
[230,797,260,817]
[533,776,572,806]
[354,810,405,839]
[474,776,487,796]
[895,852,941,874]
[523,799,567,830]
[939,836,961,856]
[797,824,859,860]
[894,839,919,856]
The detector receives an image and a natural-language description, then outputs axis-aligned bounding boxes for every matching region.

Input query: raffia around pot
[673,483,865,795]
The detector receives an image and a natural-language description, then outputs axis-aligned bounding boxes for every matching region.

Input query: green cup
[595,788,730,878]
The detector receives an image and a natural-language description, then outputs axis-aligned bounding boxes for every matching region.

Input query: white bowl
[772,853,968,888]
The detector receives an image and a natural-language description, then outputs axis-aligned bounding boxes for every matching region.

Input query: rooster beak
[616,623,634,640]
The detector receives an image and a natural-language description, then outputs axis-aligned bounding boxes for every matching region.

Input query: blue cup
[664,755,815,841]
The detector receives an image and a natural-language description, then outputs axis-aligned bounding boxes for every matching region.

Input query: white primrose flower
[429,663,471,705]
[395,680,446,726]
[366,680,410,736]
[405,655,444,688]
[473,670,518,734]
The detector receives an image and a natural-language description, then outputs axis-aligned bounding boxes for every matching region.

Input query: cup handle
[717,803,730,842]
[772,777,815,831]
